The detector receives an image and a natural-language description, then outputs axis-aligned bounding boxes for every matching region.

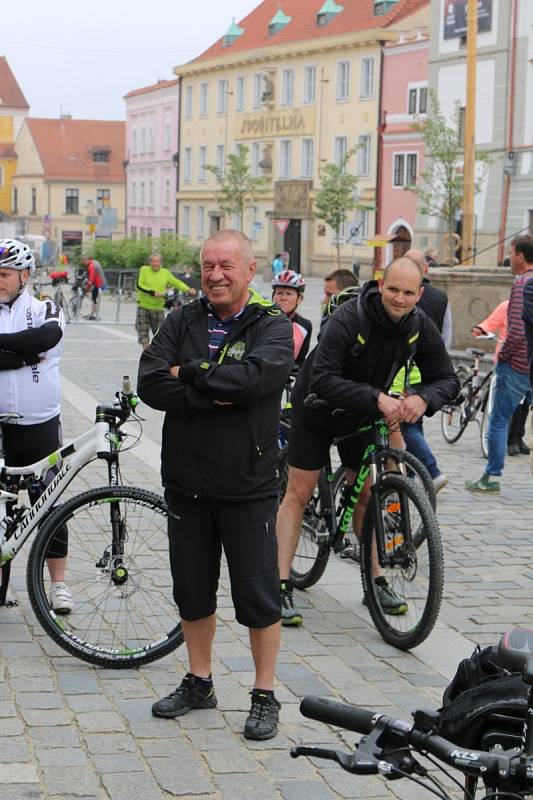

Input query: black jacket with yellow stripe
[137,290,294,501]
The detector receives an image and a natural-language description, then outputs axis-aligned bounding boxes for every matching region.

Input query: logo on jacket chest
[226,341,246,361]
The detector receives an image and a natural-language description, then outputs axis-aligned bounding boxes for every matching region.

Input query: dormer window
[374,0,399,16]
[223,17,245,47]
[317,0,343,26]
[268,7,291,36]
[92,148,110,163]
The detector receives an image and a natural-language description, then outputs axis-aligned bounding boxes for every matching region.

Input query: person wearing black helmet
[272,270,312,366]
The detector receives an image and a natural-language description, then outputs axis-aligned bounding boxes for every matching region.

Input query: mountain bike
[0,376,183,668]
[292,626,533,798]
[440,333,498,458]
[32,278,71,324]
[68,269,91,320]
[280,394,443,650]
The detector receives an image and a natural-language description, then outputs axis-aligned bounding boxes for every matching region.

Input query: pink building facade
[124,78,179,238]
[378,33,428,265]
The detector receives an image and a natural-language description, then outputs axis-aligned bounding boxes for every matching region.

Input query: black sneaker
[243,690,281,740]
[363,581,408,616]
[151,674,217,718]
[280,582,303,627]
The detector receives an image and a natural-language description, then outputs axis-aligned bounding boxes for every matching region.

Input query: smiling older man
[137,229,293,741]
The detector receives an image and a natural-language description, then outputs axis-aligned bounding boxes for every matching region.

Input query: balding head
[404,248,427,274]
[383,256,424,286]
[200,229,254,265]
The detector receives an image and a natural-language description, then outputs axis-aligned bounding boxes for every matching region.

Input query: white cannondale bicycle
[0,377,183,668]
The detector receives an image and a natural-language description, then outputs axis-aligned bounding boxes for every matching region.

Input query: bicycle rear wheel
[360,474,443,650]
[27,486,183,668]
[279,448,331,590]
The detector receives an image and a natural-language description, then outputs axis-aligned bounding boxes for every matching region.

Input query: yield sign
[274,218,290,234]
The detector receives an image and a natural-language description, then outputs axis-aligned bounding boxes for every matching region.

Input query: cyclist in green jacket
[136,253,195,349]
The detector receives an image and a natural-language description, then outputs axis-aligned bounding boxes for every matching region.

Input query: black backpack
[437,644,527,750]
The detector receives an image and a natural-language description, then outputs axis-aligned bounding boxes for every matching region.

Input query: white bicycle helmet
[0,239,36,274]
[272,269,306,292]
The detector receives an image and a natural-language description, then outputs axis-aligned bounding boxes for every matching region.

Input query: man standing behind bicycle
[136,253,196,349]
[466,234,533,493]
[82,256,105,321]
[277,258,459,625]
[138,230,293,740]
[0,239,72,613]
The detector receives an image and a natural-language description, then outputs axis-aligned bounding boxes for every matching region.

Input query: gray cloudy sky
[3,0,257,120]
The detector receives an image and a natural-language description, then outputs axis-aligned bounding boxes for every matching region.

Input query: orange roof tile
[191,0,428,64]
[25,118,125,183]
[124,78,179,99]
[0,56,29,109]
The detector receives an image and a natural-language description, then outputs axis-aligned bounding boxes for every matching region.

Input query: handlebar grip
[300,697,377,735]
[122,375,132,395]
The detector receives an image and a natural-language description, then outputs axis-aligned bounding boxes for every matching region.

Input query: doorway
[392,225,411,259]
[283,219,301,271]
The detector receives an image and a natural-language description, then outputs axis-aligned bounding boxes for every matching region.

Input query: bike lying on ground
[280,394,443,650]
[0,376,183,668]
[440,333,499,458]
[292,627,533,799]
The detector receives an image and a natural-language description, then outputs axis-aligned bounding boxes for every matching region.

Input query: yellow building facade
[175,1,427,275]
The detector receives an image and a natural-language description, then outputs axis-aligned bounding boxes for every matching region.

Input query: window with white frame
[360,57,375,98]
[148,180,154,206]
[408,84,428,115]
[253,73,262,108]
[140,181,145,207]
[184,85,193,118]
[357,134,371,177]
[249,206,259,240]
[130,226,137,238]
[236,76,245,111]
[164,121,172,151]
[281,69,294,106]
[303,65,316,104]
[199,146,207,181]
[197,206,205,237]
[334,135,348,169]
[251,142,260,176]
[200,82,208,116]
[164,178,171,208]
[182,205,190,237]
[132,129,137,156]
[217,79,227,114]
[131,181,137,207]
[140,128,146,155]
[280,139,292,178]
[336,60,350,100]
[184,147,192,181]
[393,153,418,187]
[301,138,314,178]
[216,144,225,173]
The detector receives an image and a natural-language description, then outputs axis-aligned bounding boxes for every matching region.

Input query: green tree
[206,144,267,231]
[86,237,200,274]
[410,90,489,264]
[314,147,362,269]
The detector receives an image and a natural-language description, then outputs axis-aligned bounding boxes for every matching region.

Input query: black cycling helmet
[325,285,359,317]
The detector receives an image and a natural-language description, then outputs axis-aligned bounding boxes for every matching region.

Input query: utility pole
[462,0,478,265]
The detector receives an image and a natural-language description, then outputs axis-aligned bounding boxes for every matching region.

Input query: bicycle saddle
[499,627,533,672]
[466,347,487,358]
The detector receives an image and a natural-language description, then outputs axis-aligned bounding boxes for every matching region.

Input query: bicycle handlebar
[293,696,530,790]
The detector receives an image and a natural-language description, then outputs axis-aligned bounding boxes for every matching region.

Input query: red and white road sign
[274,219,290,234]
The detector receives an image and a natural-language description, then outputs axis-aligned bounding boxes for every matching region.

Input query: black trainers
[151,673,217,718]
[243,690,281,740]
[280,581,303,627]
[363,580,408,616]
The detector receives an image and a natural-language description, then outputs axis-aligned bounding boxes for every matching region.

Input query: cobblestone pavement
[1,281,532,798]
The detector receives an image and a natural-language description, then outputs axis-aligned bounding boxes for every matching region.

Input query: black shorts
[165,491,280,628]
[91,286,100,303]
[3,416,68,558]
[287,410,373,472]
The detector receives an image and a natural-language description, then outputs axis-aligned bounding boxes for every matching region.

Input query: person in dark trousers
[466,234,533,492]
[402,249,451,492]
[522,259,533,475]
[137,230,293,741]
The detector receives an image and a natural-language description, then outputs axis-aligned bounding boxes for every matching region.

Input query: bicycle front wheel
[360,474,443,650]
[54,288,70,324]
[279,449,331,590]
[27,486,183,668]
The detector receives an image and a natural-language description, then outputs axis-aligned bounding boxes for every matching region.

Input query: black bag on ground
[437,644,527,749]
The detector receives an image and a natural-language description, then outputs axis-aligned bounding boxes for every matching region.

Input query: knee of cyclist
[285,481,315,508]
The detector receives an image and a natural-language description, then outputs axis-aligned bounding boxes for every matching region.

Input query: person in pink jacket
[473,300,530,456]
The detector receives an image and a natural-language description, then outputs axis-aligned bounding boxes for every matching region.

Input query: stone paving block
[148,754,216,795]
[203,749,259,773]
[0,700,17,716]
[277,779,336,800]
[57,671,99,695]
[76,710,126,733]
[37,746,89,766]
[0,737,32,763]
[20,708,71,726]
[91,752,145,773]
[66,694,114,712]
[260,752,317,780]
[321,768,387,798]
[29,725,82,748]
[16,691,64,710]
[84,733,138,754]
[0,763,38,785]
[215,772,279,800]
[186,729,244,752]
[101,772,164,800]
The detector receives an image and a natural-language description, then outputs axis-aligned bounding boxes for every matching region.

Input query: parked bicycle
[68,268,91,320]
[440,333,498,458]
[279,394,443,650]
[292,626,533,799]
[0,376,183,668]
[32,272,71,324]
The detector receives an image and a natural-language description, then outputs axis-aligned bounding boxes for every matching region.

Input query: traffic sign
[365,239,389,247]
[274,219,290,234]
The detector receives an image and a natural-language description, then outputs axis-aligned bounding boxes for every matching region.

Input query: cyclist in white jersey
[0,239,72,613]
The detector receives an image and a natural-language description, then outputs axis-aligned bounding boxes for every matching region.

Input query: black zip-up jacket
[137,290,294,501]
[292,281,459,431]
